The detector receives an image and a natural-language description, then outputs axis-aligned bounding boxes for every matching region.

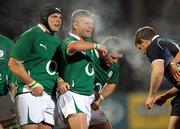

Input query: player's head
[103,53,123,67]
[71,9,94,38]
[134,26,156,55]
[40,4,62,33]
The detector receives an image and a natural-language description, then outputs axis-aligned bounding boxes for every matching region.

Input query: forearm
[161,87,179,100]
[100,83,116,99]
[172,52,180,64]
[67,41,95,53]
[8,58,33,85]
[149,71,164,97]
[9,83,17,97]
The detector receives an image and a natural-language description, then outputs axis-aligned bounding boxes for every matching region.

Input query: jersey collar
[38,24,47,32]
[152,35,160,41]
[68,32,81,40]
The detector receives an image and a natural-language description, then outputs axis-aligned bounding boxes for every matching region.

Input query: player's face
[75,16,94,38]
[48,13,62,32]
[136,40,149,55]
[104,53,122,67]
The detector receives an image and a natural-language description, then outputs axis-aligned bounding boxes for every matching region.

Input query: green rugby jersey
[0,34,14,95]
[61,33,95,95]
[10,24,61,95]
[94,51,120,93]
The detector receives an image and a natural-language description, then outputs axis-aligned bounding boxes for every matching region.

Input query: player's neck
[39,23,50,33]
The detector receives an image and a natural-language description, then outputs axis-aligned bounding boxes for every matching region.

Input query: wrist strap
[29,81,37,89]
[99,94,104,101]
[94,44,100,49]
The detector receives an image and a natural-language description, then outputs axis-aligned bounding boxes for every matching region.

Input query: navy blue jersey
[147,35,180,86]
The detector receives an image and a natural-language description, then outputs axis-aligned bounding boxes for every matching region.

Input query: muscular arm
[67,40,107,55]
[145,60,164,109]
[172,51,180,63]
[100,83,116,99]
[8,57,33,85]
[67,40,94,53]
[148,60,164,97]
[91,83,116,110]
[169,51,180,81]
[161,87,179,100]
[154,87,179,106]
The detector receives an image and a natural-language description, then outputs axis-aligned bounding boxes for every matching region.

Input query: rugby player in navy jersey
[134,26,180,129]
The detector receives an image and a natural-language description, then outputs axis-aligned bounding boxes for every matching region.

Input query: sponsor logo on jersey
[0,50,4,58]
[71,80,75,87]
[108,71,113,78]
[40,43,47,50]
[46,60,57,75]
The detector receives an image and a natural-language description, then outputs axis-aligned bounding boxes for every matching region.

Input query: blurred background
[1,0,180,128]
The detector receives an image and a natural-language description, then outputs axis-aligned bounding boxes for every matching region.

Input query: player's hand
[97,44,108,56]
[30,82,44,96]
[56,81,70,94]
[169,62,180,81]
[91,92,104,110]
[153,94,167,106]
[91,99,101,111]
[145,96,155,110]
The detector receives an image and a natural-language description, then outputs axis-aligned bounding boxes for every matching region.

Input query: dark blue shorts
[171,92,180,116]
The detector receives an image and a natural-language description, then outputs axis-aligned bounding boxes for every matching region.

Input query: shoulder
[63,36,78,44]
[20,26,37,38]
[0,34,14,47]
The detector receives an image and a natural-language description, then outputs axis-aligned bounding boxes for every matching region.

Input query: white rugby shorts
[16,92,55,126]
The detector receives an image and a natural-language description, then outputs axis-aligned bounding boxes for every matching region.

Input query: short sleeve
[10,30,34,61]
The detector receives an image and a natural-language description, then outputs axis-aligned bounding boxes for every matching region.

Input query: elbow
[67,43,76,53]
[8,58,14,70]
[155,69,164,77]
[8,58,17,71]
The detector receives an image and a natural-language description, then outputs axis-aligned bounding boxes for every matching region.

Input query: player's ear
[73,22,78,30]
[140,39,144,44]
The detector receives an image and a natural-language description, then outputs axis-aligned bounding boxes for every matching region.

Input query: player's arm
[172,51,180,64]
[169,51,180,81]
[91,83,116,110]
[100,83,116,99]
[8,58,44,96]
[56,76,70,94]
[8,58,33,85]
[154,87,179,106]
[67,39,107,55]
[167,40,180,80]
[145,60,164,109]
[9,83,17,99]
[8,31,43,96]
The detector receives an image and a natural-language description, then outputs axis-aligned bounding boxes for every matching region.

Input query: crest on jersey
[0,50,4,58]
[108,71,113,78]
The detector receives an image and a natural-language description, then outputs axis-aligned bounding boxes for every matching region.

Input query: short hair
[134,26,156,46]
[71,9,94,27]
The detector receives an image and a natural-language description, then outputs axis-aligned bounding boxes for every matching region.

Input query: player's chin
[51,26,60,32]
[106,63,112,67]
[85,33,92,38]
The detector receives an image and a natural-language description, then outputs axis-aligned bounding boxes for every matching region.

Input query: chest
[32,38,59,59]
